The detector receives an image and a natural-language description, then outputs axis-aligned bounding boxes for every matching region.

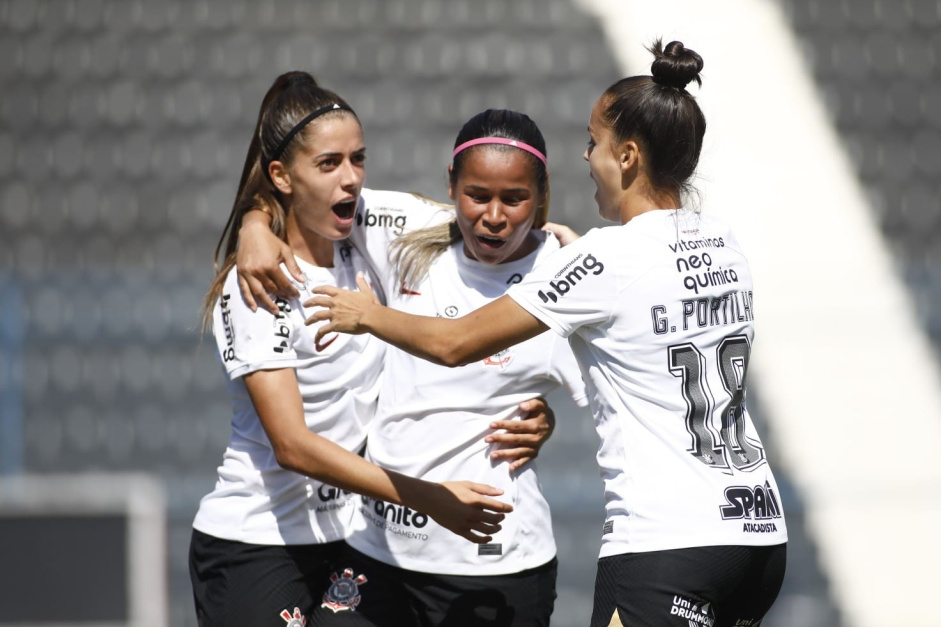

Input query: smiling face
[449,147,543,265]
[584,96,625,222]
[275,112,366,241]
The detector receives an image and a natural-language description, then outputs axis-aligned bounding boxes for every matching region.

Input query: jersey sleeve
[350,189,454,296]
[212,269,301,379]
[507,230,617,338]
[547,334,589,408]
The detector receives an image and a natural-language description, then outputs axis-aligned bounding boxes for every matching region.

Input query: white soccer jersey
[508,209,788,557]
[349,188,455,293]
[346,230,588,576]
[193,246,385,545]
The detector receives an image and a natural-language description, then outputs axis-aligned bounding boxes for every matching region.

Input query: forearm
[278,430,440,510]
[360,295,547,367]
[243,359,508,543]
[245,368,435,508]
[362,307,482,367]
[240,206,273,230]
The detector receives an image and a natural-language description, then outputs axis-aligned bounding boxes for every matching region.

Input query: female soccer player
[308,41,789,627]
[189,71,516,627]
[237,109,587,627]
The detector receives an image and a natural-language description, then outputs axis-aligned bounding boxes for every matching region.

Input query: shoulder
[675,210,749,259]
[360,188,454,230]
[216,265,297,323]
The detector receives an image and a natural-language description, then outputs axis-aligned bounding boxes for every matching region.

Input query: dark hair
[450,109,550,228]
[600,39,705,200]
[202,71,358,330]
[390,109,550,288]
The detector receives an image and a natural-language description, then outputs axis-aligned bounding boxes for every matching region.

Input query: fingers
[457,511,506,544]
[304,310,331,327]
[355,272,371,293]
[313,322,335,343]
[237,275,259,312]
[489,445,537,459]
[518,397,547,413]
[541,222,581,246]
[463,481,504,498]
[311,285,341,297]
[460,529,498,544]
[303,295,337,309]
[283,251,306,284]
[245,275,280,315]
[467,490,513,514]
[490,447,537,468]
[488,419,548,436]
[507,458,532,473]
[269,269,300,300]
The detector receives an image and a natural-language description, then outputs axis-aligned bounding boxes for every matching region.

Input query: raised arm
[245,366,511,543]
[307,273,548,367]
[236,210,306,313]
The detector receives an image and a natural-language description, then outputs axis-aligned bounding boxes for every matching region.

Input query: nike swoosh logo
[400,280,421,296]
[316,334,339,352]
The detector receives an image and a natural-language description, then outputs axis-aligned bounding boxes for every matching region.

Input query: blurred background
[0,0,939,625]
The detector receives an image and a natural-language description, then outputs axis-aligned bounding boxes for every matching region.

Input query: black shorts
[189,528,350,627]
[590,543,786,627]
[308,544,558,627]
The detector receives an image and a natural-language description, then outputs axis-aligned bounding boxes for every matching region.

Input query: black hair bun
[649,39,703,89]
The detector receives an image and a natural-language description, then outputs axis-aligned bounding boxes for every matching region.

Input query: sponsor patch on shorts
[478,543,502,556]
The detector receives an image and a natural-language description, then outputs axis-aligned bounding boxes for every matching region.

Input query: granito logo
[356,208,407,234]
[362,496,428,528]
[537,253,604,303]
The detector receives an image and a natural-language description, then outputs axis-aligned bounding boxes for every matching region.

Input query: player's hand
[542,222,581,246]
[487,397,556,472]
[421,481,513,544]
[236,211,305,314]
[305,272,381,341]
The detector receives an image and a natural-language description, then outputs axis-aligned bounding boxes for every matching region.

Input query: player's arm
[236,209,306,314]
[307,273,548,367]
[243,367,511,543]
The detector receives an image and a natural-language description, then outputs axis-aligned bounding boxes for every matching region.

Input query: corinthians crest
[279,607,306,626]
[321,568,368,613]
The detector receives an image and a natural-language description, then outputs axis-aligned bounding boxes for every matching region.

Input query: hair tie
[452,137,547,166]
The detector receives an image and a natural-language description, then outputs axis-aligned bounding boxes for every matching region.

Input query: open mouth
[476,234,506,249]
[332,199,357,221]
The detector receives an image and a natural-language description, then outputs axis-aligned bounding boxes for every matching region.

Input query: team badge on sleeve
[321,568,368,613]
[280,607,306,626]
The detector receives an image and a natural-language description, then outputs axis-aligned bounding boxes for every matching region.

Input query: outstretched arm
[245,367,511,543]
[307,273,548,367]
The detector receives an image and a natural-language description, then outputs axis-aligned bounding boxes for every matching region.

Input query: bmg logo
[538,253,604,303]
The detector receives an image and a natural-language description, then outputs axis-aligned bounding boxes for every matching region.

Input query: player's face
[281,114,365,241]
[450,147,542,265]
[584,97,623,222]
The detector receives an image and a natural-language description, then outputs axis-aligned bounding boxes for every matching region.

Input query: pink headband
[452,137,547,166]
